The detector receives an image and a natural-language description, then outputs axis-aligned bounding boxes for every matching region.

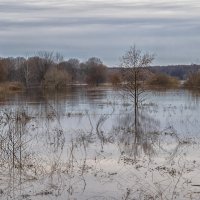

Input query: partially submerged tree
[83,57,107,86]
[120,46,154,140]
[44,68,71,89]
[58,58,80,82]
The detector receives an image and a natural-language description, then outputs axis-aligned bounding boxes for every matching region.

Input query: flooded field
[0,87,200,200]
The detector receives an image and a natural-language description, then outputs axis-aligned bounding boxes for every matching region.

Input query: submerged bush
[184,72,200,88]
[147,73,179,88]
[44,68,71,89]
[109,73,122,86]
[0,82,23,93]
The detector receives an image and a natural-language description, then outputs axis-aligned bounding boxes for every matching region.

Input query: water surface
[0,87,200,199]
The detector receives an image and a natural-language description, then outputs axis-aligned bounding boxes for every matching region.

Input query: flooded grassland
[0,87,200,200]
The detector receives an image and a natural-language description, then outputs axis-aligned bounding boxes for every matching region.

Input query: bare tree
[84,57,107,86]
[20,55,32,88]
[120,46,154,140]
[58,58,80,82]
[30,51,63,86]
[0,59,8,82]
[54,52,64,64]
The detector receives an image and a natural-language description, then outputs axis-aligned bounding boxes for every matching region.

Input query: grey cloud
[0,3,46,12]
[0,0,200,65]
[1,15,199,33]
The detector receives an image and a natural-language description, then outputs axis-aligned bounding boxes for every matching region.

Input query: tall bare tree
[20,55,32,88]
[120,46,154,140]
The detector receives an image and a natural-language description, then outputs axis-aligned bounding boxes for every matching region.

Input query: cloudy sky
[0,0,200,66]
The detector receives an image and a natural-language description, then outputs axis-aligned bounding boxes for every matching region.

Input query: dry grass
[184,72,200,89]
[0,82,24,94]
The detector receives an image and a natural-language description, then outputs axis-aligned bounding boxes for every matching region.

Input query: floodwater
[0,86,200,200]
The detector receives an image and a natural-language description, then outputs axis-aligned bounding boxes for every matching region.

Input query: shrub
[184,72,200,88]
[147,73,179,88]
[44,67,71,89]
[0,82,23,94]
[7,82,24,91]
[109,73,121,86]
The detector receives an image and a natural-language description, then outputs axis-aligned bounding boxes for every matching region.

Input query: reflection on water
[0,87,200,199]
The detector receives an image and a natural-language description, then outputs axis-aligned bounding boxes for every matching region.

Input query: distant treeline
[0,53,107,88]
[108,64,200,80]
[0,52,200,89]
[149,65,200,80]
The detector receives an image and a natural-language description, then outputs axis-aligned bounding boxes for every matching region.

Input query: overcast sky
[0,0,200,66]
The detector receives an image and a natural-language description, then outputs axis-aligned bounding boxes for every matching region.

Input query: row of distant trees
[0,52,108,88]
[1,51,200,89]
[149,65,200,80]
